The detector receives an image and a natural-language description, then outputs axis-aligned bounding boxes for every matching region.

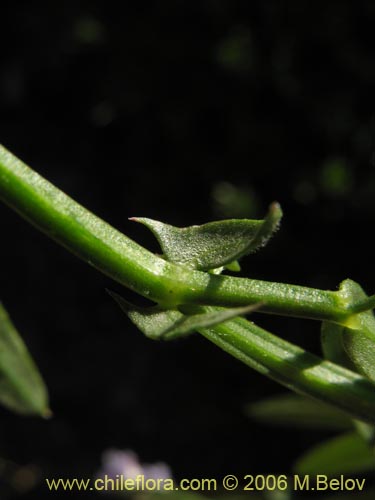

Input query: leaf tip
[128,216,154,225]
[269,201,283,221]
[42,407,53,419]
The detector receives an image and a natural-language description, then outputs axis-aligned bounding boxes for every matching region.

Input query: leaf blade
[247,393,353,430]
[294,431,374,476]
[131,203,282,271]
[0,302,50,416]
[107,290,260,340]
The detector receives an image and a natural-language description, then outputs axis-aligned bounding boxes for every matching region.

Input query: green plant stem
[198,312,375,423]
[0,145,353,321]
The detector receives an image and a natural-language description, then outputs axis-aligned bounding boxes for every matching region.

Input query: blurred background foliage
[1,1,375,498]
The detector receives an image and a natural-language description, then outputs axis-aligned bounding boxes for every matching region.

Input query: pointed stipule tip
[129,217,150,225]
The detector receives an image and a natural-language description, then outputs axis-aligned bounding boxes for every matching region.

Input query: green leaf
[108,290,260,340]
[247,393,352,430]
[162,304,260,339]
[131,202,282,271]
[0,302,50,416]
[353,419,375,443]
[107,291,183,340]
[335,280,375,382]
[293,431,374,476]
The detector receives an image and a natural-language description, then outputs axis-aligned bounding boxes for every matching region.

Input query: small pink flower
[96,448,173,484]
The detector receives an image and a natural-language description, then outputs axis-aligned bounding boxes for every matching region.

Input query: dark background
[1,1,375,498]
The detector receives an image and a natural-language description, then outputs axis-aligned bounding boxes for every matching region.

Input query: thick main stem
[0,145,347,321]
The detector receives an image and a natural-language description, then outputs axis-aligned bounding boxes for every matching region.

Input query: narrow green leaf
[247,393,353,430]
[162,304,260,338]
[335,279,375,382]
[293,431,374,476]
[107,290,183,340]
[108,290,260,340]
[353,419,375,443]
[0,303,50,416]
[131,202,282,271]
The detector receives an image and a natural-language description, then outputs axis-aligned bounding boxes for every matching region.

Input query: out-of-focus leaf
[319,158,353,198]
[294,431,374,476]
[108,291,259,340]
[247,393,353,430]
[353,419,375,443]
[0,302,50,416]
[334,280,375,382]
[130,203,282,271]
[107,291,183,340]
